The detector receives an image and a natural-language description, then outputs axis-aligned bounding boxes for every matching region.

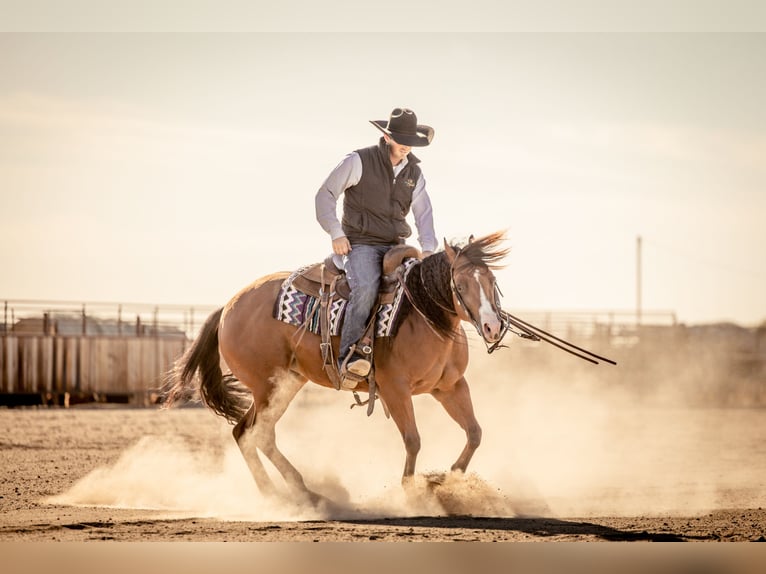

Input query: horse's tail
[161,307,251,424]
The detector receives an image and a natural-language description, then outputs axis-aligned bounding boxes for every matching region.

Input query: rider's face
[384,135,411,166]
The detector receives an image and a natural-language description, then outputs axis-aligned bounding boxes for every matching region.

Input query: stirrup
[340,358,371,389]
[339,347,371,389]
[347,357,371,377]
[340,370,365,390]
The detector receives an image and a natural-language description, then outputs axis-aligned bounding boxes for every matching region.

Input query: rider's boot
[339,339,372,389]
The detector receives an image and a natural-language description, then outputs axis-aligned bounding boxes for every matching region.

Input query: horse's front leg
[431,376,482,473]
[380,384,421,481]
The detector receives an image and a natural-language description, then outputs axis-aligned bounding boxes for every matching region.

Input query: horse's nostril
[483,322,501,341]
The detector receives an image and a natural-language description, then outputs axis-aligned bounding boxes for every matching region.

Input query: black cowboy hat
[370,107,434,147]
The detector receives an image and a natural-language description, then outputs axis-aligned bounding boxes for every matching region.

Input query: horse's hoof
[423,471,447,489]
[306,490,342,514]
[401,471,448,491]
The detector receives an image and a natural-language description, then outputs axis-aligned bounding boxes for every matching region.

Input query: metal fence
[503,308,677,346]
[0,298,680,405]
[0,333,186,403]
[2,299,677,343]
[1,300,219,405]
[2,299,219,339]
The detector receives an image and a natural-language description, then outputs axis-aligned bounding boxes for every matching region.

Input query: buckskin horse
[163,231,511,505]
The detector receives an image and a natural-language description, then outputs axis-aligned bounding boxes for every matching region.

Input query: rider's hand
[332,236,351,256]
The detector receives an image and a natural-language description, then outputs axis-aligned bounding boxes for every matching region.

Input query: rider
[315,107,438,386]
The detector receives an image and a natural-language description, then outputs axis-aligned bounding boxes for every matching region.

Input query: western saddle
[290,244,421,303]
[291,244,421,395]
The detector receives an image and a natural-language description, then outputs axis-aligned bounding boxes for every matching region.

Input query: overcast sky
[1,31,765,325]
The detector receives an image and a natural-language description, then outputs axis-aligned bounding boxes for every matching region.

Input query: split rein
[398,251,617,366]
[499,311,617,366]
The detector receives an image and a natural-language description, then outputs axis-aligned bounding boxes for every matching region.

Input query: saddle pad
[274,258,418,338]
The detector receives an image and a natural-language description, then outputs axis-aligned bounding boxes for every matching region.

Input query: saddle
[290,244,421,304]
[287,244,421,395]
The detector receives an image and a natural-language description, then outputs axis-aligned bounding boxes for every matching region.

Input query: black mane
[396,251,457,339]
[391,232,508,339]
[454,231,510,271]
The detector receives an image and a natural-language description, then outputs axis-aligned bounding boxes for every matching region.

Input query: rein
[399,249,507,352]
[401,248,617,365]
[448,247,482,337]
[500,311,617,365]
[419,261,456,316]
[396,262,447,341]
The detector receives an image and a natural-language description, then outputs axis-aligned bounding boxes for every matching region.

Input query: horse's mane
[392,231,509,340]
[454,230,510,271]
[397,251,457,339]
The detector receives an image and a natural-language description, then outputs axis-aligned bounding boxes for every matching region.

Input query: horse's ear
[443,238,457,263]
[468,234,475,244]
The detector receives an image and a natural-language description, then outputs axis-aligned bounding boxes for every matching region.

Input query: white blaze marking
[475,270,500,333]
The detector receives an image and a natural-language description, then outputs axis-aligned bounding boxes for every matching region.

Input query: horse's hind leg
[249,371,329,505]
[431,376,482,473]
[233,403,278,497]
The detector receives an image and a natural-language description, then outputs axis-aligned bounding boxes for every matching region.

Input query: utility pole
[636,235,642,327]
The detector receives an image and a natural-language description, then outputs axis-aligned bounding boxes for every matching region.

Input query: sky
[1,30,765,326]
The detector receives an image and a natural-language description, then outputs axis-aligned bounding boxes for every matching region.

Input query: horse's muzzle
[481,314,503,343]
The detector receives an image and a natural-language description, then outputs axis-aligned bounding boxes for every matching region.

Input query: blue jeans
[339,243,392,364]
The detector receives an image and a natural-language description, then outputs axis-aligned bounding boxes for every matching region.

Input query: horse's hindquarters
[218,274,293,389]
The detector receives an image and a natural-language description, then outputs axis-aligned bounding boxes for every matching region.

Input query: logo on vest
[403,178,416,189]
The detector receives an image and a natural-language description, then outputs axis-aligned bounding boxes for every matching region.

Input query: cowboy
[315,107,438,386]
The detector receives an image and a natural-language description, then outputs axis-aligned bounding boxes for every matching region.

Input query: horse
[162,231,510,506]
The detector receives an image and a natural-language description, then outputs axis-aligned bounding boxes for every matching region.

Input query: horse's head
[444,232,509,345]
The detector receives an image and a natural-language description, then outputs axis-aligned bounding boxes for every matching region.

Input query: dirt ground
[2,380,766,544]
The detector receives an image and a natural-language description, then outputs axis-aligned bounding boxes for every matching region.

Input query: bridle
[448,248,618,362]
[446,247,512,354]
[400,247,617,365]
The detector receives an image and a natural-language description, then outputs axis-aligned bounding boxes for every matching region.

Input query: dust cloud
[49,331,765,520]
[463,332,766,518]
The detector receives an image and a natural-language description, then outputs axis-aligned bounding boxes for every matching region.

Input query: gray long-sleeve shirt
[315,151,438,253]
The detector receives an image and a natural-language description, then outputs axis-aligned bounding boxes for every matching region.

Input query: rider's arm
[315,152,362,240]
[411,173,438,254]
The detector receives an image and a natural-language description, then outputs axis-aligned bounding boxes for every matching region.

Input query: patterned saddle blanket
[274,257,419,338]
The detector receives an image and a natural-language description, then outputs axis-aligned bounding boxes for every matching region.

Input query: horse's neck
[417,258,455,312]
[406,259,458,338]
